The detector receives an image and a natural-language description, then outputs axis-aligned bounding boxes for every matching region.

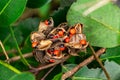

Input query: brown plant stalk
[61,48,106,80]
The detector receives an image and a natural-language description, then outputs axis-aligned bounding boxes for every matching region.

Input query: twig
[41,66,56,80]
[89,45,110,80]
[29,55,70,73]
[0,49,17,56]
[61,48,106,80]
[5,52,33,62]
[0,40,9,63]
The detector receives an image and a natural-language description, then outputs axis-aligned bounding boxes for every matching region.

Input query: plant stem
[41,66,56,80]
[5,52,33,62]
[9,26,31,67]
[89,44,110,80]
[0,40,9,63]
[62,48,106,80]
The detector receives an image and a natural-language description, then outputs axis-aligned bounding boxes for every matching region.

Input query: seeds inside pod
[32,41,38,48]
[58,30,64,36]
[49,59,55,63]
[44,19,52,25]
[53,50,60,56]
[64,37,70,43]
[59,44,65,51]
[69,28,76,35]
[80,39,87,45]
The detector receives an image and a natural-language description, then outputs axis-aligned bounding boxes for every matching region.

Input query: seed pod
[65,23,88,52]
[30,31,46,48]
[57,22,69,30]
[43,41,67,63]
[36,40,53,50]
[32,50,46,63]
[47,27,66,39]
[38,17,54,35]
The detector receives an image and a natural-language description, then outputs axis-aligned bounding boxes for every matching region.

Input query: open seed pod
[30,31,45,48]
[38,17,54,35]
[64,23,88,53]
[47,27,67,40]
[43,41,67,63]
[57,22,69,30]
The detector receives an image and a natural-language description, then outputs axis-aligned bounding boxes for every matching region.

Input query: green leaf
[101,46,120,64]
[27,0,51,8]
[67,0,120,48]
[3,18,40,49]
[0,61,21,80]
[9,72,35,80]
[62,61,120,80]
[0,0,27,26]
[52,73,62,80]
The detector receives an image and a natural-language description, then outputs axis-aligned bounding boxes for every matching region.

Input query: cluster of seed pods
[30,17,88,64]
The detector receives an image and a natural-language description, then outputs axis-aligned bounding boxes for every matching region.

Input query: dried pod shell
[57,22,69,30]
[36,40,53,50]
[38,17,54,35]
[66,34,88,49]
[30,31,45,43]
[33,50,46,63]
[47,27,67,39]
[65,23,88,50]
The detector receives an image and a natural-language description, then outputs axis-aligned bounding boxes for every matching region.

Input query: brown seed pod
[32,50,46,63]
[57,22,69,30]
[30,31,45,48]
[43,41,67,63]
[31,20,88,63]
[64,23,88,55]
[47,23,68,39]
[30,32,45,41]
[36,40,53,50]
[38,17,54,35]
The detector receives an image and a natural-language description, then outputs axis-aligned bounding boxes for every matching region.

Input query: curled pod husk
[30,31,45,43]
[36,40,53,50]
[38,17,54,35]
[32,50,46,63]
[57,22,69,30]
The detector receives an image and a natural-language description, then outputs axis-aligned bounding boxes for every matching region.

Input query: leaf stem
[9,26,31,67]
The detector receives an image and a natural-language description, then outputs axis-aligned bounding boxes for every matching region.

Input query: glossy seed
[53,50,60,56]
[69,28,76,35]
[53,35,59,39]
[58,30,64,36]
[44,19,51,25]
[32,42,38,48]
[80,40,87,45]
[49,59,55,63]
[64,37,70,43]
